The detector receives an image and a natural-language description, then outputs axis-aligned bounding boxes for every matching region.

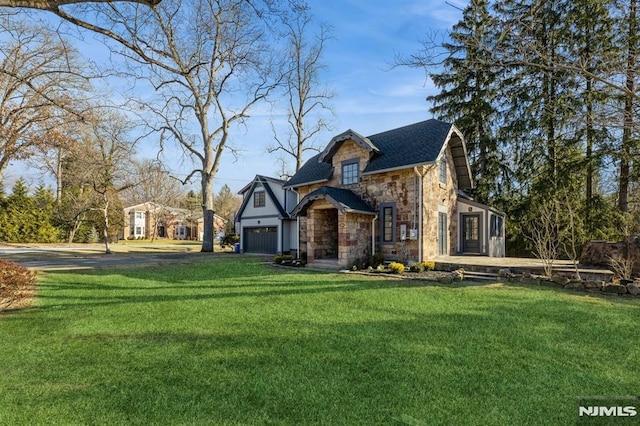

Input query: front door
[462,214,481,254]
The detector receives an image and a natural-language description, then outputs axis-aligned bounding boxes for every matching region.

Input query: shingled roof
[284,119,472,189]
[290,186,376,217]
[283,153,333,188]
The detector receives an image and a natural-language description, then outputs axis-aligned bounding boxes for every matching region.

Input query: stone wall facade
[296,139,461,267]
[307,201,339,262]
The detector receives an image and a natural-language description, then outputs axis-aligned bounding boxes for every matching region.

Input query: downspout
[292,188,300,258]
[371,215,378,256]
[414,167,424,262]
[281,188,287,255]
[297,216,300,258]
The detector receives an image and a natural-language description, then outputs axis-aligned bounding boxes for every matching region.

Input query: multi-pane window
[381,203,395,243]
[342,161,359,185]
[464,216,479,240]
[254,191,265,208]
[438,212,447,255]
[490,215,503,238]
[439,156,447,184]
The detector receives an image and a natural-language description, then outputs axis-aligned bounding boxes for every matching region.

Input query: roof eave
[446,125,474,190]
[344,208,377,216]
[283,178,330,189]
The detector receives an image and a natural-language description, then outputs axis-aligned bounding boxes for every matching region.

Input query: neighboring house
[122,202,227,241]
[235,175,298,254]
[283,119,506,268]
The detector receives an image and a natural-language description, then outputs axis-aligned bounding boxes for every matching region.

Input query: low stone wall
[580,236,640,274]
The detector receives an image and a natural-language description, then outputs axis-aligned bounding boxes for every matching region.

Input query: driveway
[0,242,227,271]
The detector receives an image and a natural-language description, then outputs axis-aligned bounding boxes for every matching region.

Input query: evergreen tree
[613,0,639,214]
[0,180,62,242]
[564,0,617,237]
[427,0,505,205]
[212,184,241,231]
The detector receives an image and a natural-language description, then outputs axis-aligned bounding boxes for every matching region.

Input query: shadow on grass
[4,297,638,425]
[31,256,640,316]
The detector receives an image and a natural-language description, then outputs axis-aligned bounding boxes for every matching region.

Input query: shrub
[388,262,405,274]
[274,255,294,265]
[370,253,384,268]
[221,233,240,247]
[408,262,436,273]
[409,262,425,273]
[423,261,436,271]
[0,260,37,311]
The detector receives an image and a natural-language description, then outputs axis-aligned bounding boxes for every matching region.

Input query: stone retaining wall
[580,236,640,274]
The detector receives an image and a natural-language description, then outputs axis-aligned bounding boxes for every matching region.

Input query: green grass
[1,258,639,425]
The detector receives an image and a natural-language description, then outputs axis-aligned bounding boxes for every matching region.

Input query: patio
[435,256,614,281]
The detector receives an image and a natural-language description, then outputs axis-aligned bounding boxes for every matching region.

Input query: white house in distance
[235,175,298,254]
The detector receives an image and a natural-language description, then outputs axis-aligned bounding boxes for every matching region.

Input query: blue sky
[5,0,465,195]
[213,0,465,193]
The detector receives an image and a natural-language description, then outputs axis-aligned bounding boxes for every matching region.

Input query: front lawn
[1,258,638,425]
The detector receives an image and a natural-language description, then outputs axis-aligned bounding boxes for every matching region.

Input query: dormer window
[439,155,447,184]
[342,160,359,185]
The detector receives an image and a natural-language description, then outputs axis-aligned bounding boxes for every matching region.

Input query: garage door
[243,227,278,254]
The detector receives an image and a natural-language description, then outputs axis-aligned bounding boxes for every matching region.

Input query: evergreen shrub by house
[409,262,425,272]
[221,234,239,247]
[409,261,436,272]
[370,253,384,268]
[274,255,294,264]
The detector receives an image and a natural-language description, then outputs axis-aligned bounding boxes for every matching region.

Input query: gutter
[362,161,433,176]
[282,178,330,190]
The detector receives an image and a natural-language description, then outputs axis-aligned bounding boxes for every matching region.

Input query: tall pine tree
[428,0,505,205]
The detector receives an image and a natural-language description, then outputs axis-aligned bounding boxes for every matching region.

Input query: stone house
[122,201,227,241]
[283,119,506,268]
[235,175,298,254]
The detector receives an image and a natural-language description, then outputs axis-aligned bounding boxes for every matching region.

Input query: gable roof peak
[318,129,380,163]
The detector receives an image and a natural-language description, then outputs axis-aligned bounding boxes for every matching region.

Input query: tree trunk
[102,200,111,254]
[56,148,63,205]
[619,0,637,213]
[585,75,594,233]
[200,172,215,252]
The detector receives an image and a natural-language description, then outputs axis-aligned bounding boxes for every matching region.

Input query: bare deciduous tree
[16,0,286,252]
[122,159,182,206]
[62,109,136,253]
[121,159,183,241]
[268,5,334,172]
[0,16,91,185]
[0,0,159,7]
[528,198,560,278]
